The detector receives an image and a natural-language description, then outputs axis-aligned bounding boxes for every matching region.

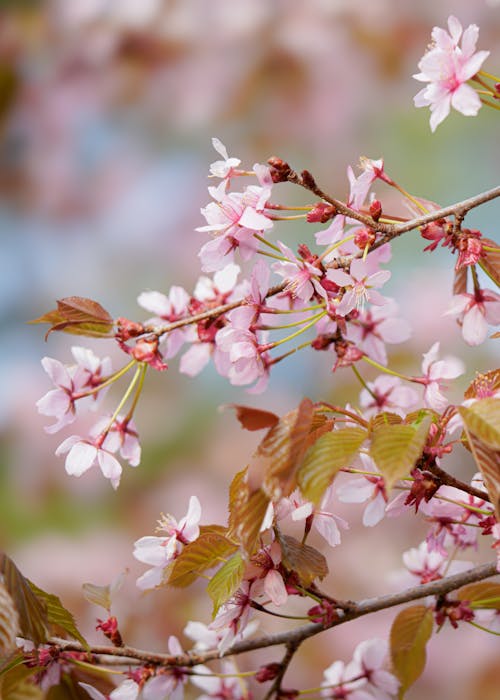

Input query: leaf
[249,398,315,500]
[390,605,433,698]
[369,416,431,492]
[207,552,245,617]
[167,531,238,588]
[277,533,328,586]
[464,369,500,400]
[0,553,48,646]
[457,582,500,609]
[225,404,279,431]
[369,412,403,429]
[29,297,114,339]
[297,427,367,504]
[0,659,43,700]
[228,486,270,557]
[460,421,500,519]
[0,582,19,657]
[453,265,468,295]
[28,581,88,649]
[459,399,500,450]
[480,237,500,287]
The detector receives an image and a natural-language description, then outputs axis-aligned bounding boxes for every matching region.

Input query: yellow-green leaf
[277,533,328,586]
[369,416,431,492]
[168,532,238,588]
[390,605,433,698]
[207,552,245,617]
[228,487,270,557]
[0,582,18,657]
[479,237,500,287]
[0,554,47,646]
[460,419,500,519]
[457,582,500,609]
[297,427,367,504]
[459,398,500,450]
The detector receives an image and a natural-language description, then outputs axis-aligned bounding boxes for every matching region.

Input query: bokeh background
[1,1,499,698]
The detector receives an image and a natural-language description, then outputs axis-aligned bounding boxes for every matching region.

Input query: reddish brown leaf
[248,398,315,499]
[225,404,279,431]
[480,237,500,287]
[277,533,328,586]
[29,297,114,339]
[461,426,500,519]
[453,264,468,295]
[227,485,269,557]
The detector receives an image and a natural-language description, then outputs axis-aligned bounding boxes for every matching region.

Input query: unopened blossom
[413,15,490,131]
[37,348,111,433]
[55,434,123,489]
[417,341,464,411]
[445,288,500,346]
[337,454,388,527]
[346,299,411,365]
[133,496,201,590]
[327,259,391,316]
[359,375,418,418]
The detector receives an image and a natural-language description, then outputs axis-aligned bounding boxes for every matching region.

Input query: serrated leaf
[248,398,315,500]
[459,399,500,450]
[226,404,279,431]
[277,534,328,586]
[297,427,367,504]
[168,532,238,588]
[29,297,114,339]
[0,553,48,646]
[369,412,403,430]
[462,427,500,519]
[464,369,500,400]
[457,582,500,609]
[82,571,126,613]
[28,581,88,649]
[0,582,19,657]
[369,416,431,492]
[390,605,433,698]
[480,237,500,287]
[207,552,245,617]
[0,660,43,700]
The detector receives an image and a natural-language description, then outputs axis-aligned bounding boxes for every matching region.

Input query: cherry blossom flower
[138,285,192,359]
[285,485,348,547]
[413,15,490,131]
[346,299,411,365]
[191,660,246,700]
[37,348,111,433]
[350,638,400,699]
[359,375,418,418]
[209,138,241,180]
[271,241,326,302]
[55,434,123,489]
[79,679,139,700]
[91,415,141,467]
[245,541,288,606]
[402,541,449,584]
[327,259,391,316]
[133,496,201,590]
[416,342,464,411]
[209,580,261,653]
[142,637,188,700]
[337,455,388,527]
[445,288,500,346]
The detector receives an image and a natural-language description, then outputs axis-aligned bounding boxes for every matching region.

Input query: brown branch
[426,461,491,503]
[263,640,301,700]
[50,560,498,668]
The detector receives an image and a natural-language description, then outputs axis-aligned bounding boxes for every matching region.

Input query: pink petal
[64,442,97,477]
[264,570,288,606]
[462,305,488,345]
[451,83,481,116]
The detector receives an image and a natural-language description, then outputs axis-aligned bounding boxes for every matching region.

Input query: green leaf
[297,427,367,504]
[0,553,48,646]
[28,581,88,650]
[459,398,500,450]
[369,416,431,492]
[457,582,500,609]
[0,659,43,700]
[390,605,433,698]
[168,531,238,588]
[277,534,328,586]
[207,552,245,617]
[228,486,270,557]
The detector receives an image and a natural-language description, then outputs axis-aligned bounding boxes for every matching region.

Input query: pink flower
[142,637,188,700]
[350,639,399,699]
[138,285,191,359]
[327,259,391,316]
[417,342,464,411]
[272,241,326,302]
[37,348,111,433]
[245,541,288,606]
[286,486,348,547]
[402,541,449,584]
[209,137,241,180]
[346,299,411,365]
[359,376,418,418]
[445,289,500,346]
[209,580,261,653]
[413,16,490,131]
[55,435,123,489]
[133,496,201,590]
[79,679,139,700]
[91,415,141,467]
[337,455,388,527]
[191,661,246,700]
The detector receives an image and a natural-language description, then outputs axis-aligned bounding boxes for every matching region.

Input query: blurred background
[1,1,499,698]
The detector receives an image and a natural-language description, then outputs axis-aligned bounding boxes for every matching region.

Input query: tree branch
[50,560,498,668]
